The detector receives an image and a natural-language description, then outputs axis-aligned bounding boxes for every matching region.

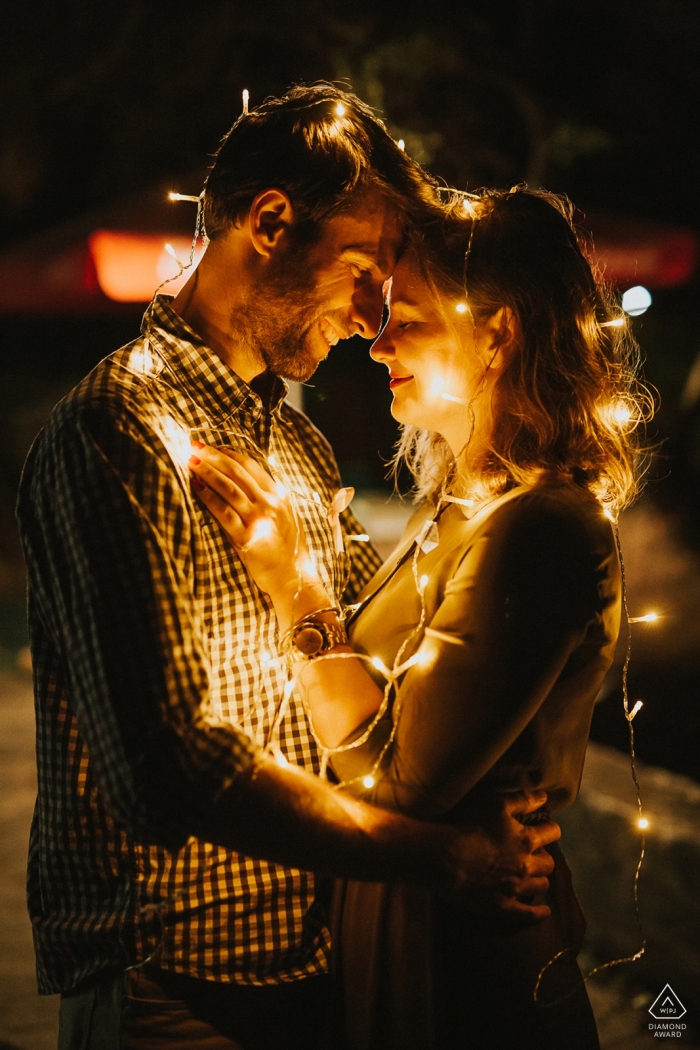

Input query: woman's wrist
[270,577,336,635]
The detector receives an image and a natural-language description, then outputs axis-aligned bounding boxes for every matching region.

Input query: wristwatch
[291,616,348,660]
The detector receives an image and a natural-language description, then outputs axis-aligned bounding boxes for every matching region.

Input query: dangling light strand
[242,89,249,115]
[537,524,647,1007]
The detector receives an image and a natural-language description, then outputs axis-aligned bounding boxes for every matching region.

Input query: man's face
[234,190,403,382]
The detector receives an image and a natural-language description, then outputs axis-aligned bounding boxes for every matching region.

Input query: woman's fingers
[190,454,254,520]
[191,445,267,504]
[218,449,278,494]
[191,475,247,544]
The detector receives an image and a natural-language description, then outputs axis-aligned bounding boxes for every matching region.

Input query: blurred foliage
[1,0,699,243]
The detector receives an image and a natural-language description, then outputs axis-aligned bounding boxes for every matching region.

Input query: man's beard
[231,251,332,383]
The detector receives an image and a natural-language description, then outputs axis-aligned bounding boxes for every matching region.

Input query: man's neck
[172,242,267,384]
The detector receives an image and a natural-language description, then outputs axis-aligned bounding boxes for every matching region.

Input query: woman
[189,187,648,1049]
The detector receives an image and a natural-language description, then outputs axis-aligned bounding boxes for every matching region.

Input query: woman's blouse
[331,483,621,818]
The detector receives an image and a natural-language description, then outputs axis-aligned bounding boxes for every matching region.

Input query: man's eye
[396,321,414,330]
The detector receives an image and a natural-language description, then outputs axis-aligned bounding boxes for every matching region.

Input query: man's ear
[476,306,517,371]
[248,189,294,258]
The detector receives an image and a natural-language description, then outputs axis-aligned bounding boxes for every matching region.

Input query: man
[17,85,560,1049]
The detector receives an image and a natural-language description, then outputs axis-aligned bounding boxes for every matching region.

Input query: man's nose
[350,280,385,339]
[369,325,394,363]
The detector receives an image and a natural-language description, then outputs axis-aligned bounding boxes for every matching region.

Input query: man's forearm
[199,756,463,892]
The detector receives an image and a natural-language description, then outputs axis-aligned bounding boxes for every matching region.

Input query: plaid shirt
[17,295,382,995]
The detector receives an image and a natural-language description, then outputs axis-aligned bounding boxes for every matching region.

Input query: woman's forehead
[387,253,431,308]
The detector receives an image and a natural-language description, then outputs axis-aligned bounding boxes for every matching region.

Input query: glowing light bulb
[275,749,289,768]
[397,139,405,151]
[335,102,346,117]
[299,555,317,577]
[601,316,625,328]
[428,375,446,399]
[613,402,633,425]
[160,416,193,471]
[274,479,288,500]
[455,302,468,314]
[629,612,659,624]
[164,242,184,267]
[267,453,278,468]
[419,574,429,593]
[168,192,200,203]
[347,533,370,542]
[637,817,649,830]
[362,775,375,789]
[441,391,469,405]
[628,700,644,720]
[371,656,390,677]
[622,285,652,317]
[260,651,272,667]
[462,198,477,216]
[247,518,273,548]
[283,679,296,701]
[400,651,430,673]
[242,88,249,114]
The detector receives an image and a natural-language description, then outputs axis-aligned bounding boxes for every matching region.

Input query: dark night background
[1,3,700,1046]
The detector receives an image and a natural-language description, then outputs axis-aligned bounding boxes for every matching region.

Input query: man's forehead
[331,200,403,267]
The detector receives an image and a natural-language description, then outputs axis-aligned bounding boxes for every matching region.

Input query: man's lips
[318,318,344,348]
[389,374,413,389]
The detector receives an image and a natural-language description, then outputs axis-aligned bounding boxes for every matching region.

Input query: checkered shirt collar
[142,294,289,425]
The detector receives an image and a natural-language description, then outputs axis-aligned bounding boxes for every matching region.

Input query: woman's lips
[389,375,413,389]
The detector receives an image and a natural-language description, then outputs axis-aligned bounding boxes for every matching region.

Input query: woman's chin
[390,400,435,431]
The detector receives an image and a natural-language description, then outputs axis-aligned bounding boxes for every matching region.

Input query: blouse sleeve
[330,492,610,818]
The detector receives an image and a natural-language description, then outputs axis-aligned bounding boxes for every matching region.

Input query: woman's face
[370,254,492,455]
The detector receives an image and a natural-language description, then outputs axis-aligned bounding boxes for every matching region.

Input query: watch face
[294,625,325,656]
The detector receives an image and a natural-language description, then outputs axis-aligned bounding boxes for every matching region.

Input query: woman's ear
[248,189,294,258]
[475,306,517,372]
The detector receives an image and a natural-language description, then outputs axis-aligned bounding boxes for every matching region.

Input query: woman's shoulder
[485,481,613,545]
[457,481,618,593]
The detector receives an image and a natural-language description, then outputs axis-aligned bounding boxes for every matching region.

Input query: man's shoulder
[45,336,171,441]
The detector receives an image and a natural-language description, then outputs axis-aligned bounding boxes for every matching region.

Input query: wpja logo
[648,985,687,1039]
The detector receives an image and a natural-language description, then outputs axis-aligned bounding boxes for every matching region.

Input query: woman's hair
[394,186,653,517]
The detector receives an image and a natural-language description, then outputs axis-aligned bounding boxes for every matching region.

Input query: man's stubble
[231,245,331,383]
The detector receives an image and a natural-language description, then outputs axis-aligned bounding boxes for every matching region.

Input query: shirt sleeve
[330,493,609,817]
[19,400,257,846]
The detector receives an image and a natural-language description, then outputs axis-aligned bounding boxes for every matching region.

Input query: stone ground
[0,672,59,1050]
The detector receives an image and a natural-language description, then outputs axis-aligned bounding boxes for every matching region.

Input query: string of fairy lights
[160,88,660,1002]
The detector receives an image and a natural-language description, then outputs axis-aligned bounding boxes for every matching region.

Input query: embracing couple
[18,84,642,1049]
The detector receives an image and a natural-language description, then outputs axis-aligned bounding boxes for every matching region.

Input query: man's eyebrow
[389,294,421,309]
[340,243,380,257]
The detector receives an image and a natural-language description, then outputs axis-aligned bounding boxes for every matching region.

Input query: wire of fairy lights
[532,521,647,1007]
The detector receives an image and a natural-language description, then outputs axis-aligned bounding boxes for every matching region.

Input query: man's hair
[396,187,653,517]
[203,83,435,239]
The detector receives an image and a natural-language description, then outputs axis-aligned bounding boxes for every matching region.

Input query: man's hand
[447,790,560,927]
